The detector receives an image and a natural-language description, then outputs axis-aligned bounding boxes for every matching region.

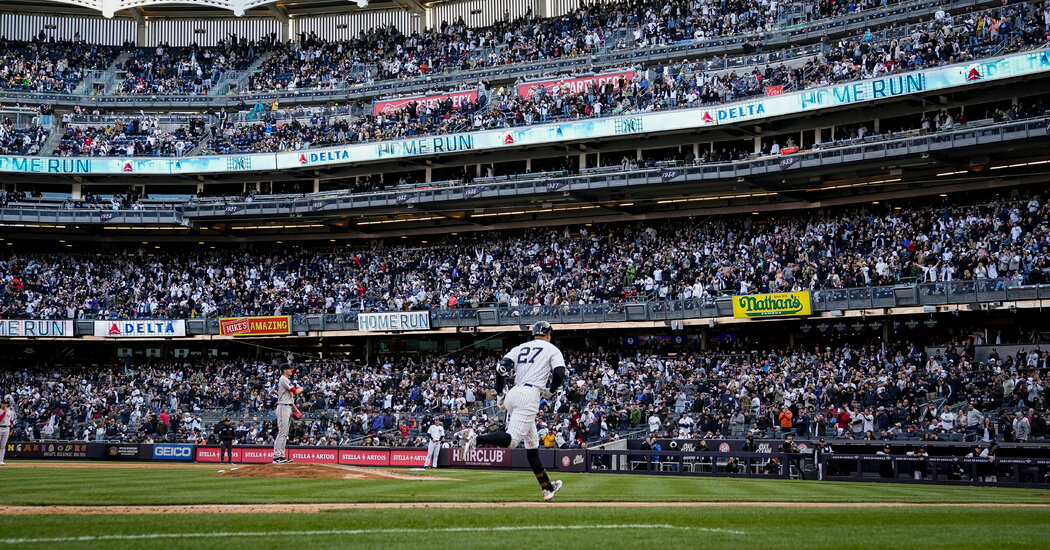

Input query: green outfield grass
[1,464,1049,505]
[0,507,1048,550]
[0,464,1048,549]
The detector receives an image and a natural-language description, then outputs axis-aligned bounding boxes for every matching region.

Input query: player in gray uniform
[424,417,445,469]
[273,364,303,463]
[0,399,13,465]
[462,321,565,501]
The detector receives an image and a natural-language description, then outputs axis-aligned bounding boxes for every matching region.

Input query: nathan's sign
[732,292,812,319]
[219,315,291,336]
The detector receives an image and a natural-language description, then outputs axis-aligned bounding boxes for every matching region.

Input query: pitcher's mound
[213,463,459,481]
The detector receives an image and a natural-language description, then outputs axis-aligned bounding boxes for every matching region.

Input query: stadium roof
[0,0,416,19]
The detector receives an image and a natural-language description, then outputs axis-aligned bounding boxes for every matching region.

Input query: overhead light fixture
[355,0,369,7]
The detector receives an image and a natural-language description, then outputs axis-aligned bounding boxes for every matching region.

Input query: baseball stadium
[0,0,1049,547]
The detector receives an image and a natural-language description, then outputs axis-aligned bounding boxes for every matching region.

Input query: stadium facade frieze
[0,49,1045,177]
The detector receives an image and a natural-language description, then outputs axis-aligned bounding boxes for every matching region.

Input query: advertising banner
[219,316,291,337]
[93,320,187,338]
[0,319,74,338]
[447,447,512,467]
[153,443,195,461]
[6,442,89,459]
[389,449,427,467]
[357,311,431,332]
[556,450,587,472]
[339,449,390,466]
[373,90,478,115]
[516,70,635,99]
[731,291,812,319]
[104,444,142,460]
[287,448,339,464]
[195,446,248,462]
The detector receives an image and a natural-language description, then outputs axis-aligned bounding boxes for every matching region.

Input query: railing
[41,280,1050,335]
[1,113,1045,225]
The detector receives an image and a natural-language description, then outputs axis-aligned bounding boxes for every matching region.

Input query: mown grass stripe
[0,524,746,544]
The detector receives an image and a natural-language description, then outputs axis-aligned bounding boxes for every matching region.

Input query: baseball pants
[426,440,441,468]
[273,404,293,459]
[0,427,8,463]
[220,440,233,463]
[504,385,541,449]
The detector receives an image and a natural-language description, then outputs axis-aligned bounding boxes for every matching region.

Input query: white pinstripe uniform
[426,422,445,468]
[0,404,13,465]
[502,339,565,449]
[273,375,295,460]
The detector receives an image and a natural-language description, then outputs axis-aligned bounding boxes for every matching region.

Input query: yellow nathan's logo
[732,291,812,319]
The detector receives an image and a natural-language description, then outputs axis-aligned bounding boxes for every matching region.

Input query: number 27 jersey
[504,339,567,388]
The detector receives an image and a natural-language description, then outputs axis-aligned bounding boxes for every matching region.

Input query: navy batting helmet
[531,321,553,336]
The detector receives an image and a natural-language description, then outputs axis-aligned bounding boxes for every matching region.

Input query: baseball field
[0,462,1048,549]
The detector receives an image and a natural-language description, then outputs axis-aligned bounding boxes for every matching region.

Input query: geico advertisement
[152,444,194,461]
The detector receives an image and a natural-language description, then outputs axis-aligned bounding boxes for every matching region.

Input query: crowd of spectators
[55,115,207,157]
[2,331,1048,449]
[59,1,1046,158]
[0,120,48,155]
[0,36,122,93]
[0,190,1047,319]
[246,0,790,93]
[115,35,278,96]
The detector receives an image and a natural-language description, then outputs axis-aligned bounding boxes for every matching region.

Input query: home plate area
[213,462,461,481]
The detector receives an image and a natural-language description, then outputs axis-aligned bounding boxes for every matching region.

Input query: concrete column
[636,147,642,160]
[425,166,432,182]
[197,183,204,194]
[525,158,532,172]
[535,0,551,18]
[136,22,147,46]
[873,118,880,133]
[71,183,82,200]
[578,153,587,169]
[693,143,700,158]
[883,322,890,343]
[476,163,482,177]
[284,19,294,43]
[754,136,762,154]
[313,179,320,193]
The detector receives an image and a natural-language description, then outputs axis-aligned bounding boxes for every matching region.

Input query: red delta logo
[966,67,982,81]
[122,162,133,172]
[108,323,121,336]
[298,154,308,165]
[701,112,714,124]
[503,134,515,145]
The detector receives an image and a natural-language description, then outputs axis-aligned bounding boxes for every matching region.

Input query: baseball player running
[273,364,303,463]
[0,399,13,465]
[424,417,445,469]
[462,321,564,501]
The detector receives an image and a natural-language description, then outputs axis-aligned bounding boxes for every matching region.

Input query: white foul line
[0,524,746,544]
